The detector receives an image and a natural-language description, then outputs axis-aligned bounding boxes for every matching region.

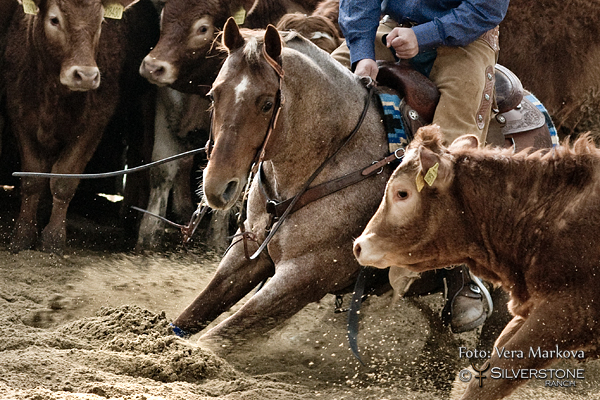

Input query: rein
[247,82,376,260]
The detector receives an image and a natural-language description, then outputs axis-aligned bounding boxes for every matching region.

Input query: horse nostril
[222,180,238,204]
[353,242,362,259]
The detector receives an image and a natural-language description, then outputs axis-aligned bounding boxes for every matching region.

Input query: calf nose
[62,66,100,91]
[139,56,176,85]
[353,241,362,260]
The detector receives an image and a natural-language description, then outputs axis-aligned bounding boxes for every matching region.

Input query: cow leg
[460,299,589,400]
[172,232,275,334]
[40,134,103,253]
[171,155,194,220]
[10,136,50,252]
[136,162,179,250]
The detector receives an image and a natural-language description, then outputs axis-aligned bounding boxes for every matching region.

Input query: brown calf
[138,0,319,93]
[354,125,600,400]
[4,0,158,253]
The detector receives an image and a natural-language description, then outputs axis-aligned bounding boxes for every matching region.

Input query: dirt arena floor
[0,186,599,400]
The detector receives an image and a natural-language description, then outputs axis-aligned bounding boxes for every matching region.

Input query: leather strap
[259,149,404,219]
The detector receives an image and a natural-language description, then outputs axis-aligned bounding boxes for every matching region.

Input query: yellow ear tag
[232,7,246,25]
[103,3,124,19]
[22,0,38,15]
[424,162,439,187]
[416,172,425,192]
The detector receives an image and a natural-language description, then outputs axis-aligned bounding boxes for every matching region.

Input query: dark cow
[276,12,340,53]
[354,125,600,400]
[0,0,17,157]
[498,0,600,136]
[4,0,158,253]
[139,0,320,94]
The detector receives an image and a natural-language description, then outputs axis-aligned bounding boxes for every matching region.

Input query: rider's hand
[386,27,419,59]
[354,58,378,81]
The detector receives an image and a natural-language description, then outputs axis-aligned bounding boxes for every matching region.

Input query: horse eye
[397,190,409,200]
[262,101,273,113]
[207,91,214,102]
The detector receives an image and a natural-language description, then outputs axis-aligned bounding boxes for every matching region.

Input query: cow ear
[448,134,479,152]
[417,145,453,190]
[223,17,245,52]
[102,0,140,11]
[264,24,282,62]
[241,0,259,14]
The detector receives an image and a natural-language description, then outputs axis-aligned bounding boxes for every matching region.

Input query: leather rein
[214,45,404,261]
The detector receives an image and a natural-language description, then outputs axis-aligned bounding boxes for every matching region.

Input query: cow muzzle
[61,65,100,91]
[139,55,177,86]
[353,233,387,269]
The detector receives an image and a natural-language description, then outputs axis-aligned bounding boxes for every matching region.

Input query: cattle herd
[0,0,599,399]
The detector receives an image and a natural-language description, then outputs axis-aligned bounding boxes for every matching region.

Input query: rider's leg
[428,29,499,145]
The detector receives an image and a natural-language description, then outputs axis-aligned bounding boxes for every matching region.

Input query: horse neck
[265,45,383,198]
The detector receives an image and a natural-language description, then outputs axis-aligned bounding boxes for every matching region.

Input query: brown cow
[276,12,340,53]
[496,0,600,136]
[353,125,600,400]
[139,0,320,94]
[4,0,158,253]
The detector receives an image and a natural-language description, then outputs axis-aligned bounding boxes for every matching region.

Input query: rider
[333,0,510,332]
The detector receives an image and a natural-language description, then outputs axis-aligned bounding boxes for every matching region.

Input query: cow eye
[397,190,409,200]
[198,25,209,35]
[50,16,60,26]
[262,101,273,113]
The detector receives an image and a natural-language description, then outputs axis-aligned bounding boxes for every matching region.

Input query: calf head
[353,125,479,272]
[22,0,138,91]
[139,0,257,93]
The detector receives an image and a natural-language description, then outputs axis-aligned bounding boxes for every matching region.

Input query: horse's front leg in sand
[198,252,357,354]
[172,233,274,336]
[460,298,589,400]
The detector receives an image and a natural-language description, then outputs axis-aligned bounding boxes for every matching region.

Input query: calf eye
[262,101,273,113]
[50,16,60,26]
[397,190,409,200]
[197,25,209,35]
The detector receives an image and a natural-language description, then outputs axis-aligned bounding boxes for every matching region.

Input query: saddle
[376,61,553,152]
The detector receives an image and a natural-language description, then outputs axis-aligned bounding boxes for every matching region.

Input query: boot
[441,265,492,333]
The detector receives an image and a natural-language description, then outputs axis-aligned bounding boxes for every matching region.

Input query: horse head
[203,18,283,210]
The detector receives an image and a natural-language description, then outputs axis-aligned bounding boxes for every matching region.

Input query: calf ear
[417,145,452,190]
[448,135,479,151]
[223,17,245,52]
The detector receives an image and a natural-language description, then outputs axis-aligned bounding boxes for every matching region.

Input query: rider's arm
[411,0,510,52]
[338,0,382,69]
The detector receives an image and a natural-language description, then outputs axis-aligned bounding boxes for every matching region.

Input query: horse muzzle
[204,177,241,210]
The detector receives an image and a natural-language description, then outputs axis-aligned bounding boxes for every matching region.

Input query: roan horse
[172,18,552,351]
[172,19,392,349]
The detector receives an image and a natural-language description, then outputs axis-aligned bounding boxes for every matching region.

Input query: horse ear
[448,135,479,151]
[223,17,245,52]
[264,24,282,62]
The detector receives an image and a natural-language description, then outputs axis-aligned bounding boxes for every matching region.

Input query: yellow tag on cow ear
[103,3,124,19]
[232,7,246,25]
[424,162,439,187]
[22,0,38,15]
[416,172,425,192]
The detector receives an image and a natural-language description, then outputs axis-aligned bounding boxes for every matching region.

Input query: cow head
[22,0,139,91]
[138,0,257,94]
[353,125,479,271]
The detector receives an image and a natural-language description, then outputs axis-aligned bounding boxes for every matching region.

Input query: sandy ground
[0,187,599,400]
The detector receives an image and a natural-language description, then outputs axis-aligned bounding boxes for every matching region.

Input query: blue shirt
[339,0,510,66]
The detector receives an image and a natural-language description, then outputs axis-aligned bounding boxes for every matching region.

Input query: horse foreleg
[172,234,274,335]
[460,298,590,400]
[198,254,357,353]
